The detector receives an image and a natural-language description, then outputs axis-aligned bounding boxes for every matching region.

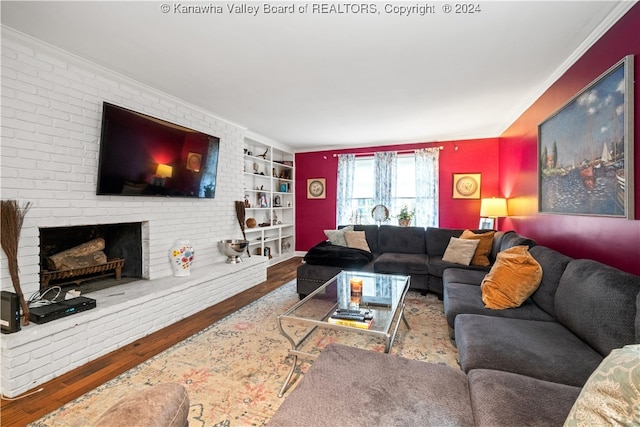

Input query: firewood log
[47,238,105,270]
[57,251,108,271]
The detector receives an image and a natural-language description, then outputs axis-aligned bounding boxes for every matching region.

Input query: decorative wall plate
[307,178,326,199]
[453,173,481,199]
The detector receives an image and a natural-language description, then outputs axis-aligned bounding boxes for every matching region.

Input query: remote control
[336,308,362,315]
[331,313,366,321]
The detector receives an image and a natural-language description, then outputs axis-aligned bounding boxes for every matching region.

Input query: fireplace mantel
[0,257,268,398]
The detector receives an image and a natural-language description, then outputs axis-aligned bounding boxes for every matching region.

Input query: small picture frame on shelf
[479,218,494,230]
[258,192,268,208]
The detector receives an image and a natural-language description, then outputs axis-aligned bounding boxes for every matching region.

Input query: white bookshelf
[243,139,295,264]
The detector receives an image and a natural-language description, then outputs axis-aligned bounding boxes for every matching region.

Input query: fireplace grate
[41,258,125,289]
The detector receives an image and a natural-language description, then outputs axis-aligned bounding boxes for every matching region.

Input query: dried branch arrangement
[234,201,250,257]
[1,200,32,325]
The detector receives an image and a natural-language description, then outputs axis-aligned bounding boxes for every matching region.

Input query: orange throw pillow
[481,245,542,309]
[460,229,495,266]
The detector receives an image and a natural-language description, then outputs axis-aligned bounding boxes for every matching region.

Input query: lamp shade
[480,198,507,218]
[156,164,173,178]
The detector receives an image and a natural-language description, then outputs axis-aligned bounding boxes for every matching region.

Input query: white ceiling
[1,1,635,151]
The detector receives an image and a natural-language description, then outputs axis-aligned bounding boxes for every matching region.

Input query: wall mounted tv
[97,102,220,198]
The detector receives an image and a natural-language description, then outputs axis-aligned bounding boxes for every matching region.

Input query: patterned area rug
[31,280,458,427]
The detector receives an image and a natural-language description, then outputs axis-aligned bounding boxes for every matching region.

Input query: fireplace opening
[39,222,144,293]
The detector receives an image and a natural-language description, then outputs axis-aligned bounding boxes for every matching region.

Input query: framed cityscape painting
[538,55,634,219]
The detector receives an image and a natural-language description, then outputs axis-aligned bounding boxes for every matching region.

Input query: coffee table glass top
[283,270,409,333]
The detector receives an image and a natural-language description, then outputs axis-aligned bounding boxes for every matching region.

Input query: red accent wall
[295,138,500,250]
[499,4,640,275]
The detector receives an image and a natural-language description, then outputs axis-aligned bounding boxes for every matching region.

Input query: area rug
[31,280,458,427]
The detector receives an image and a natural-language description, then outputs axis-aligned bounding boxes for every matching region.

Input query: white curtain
[414,148,439,227]
[336,154,355,225]
[374,151,397,212]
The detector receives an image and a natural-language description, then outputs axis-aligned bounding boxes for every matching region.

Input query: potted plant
[396,205,415,227]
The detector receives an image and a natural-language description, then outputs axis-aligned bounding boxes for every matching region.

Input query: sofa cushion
[555,259,640,357]
[489,230,507,261]
[347,224,380,254]
[564,344,640,426]
[426,227,463,256]
[455,314,604,387]
[529,246,573,318]
[429,257,490,281]
[481,245,542,309]
[303,241,373,268]
[269,344,475,427]
[460,229,495,266]
[443,268,488,287]
[468,369,581,427]
[500,231,536,251]
[444,283,554,330]
[378,225,426,254]
[442,237,479,266]
[344,231,371,252]
[374,252,429,275]
[324,225,353,246]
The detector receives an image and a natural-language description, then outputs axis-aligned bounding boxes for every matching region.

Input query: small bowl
[220,239,249,263]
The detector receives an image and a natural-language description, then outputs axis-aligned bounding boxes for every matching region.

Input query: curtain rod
[332,146,444,157]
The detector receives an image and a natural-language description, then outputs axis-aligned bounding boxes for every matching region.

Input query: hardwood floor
[0,257,302,427]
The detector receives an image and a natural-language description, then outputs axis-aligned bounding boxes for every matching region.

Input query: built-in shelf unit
[243,138,295,264]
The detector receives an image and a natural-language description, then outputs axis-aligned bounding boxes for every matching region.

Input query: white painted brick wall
[0,28,283,397]
[1,257,268,396]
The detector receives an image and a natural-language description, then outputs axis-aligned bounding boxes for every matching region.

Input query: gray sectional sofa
[297,225,535,298]
[272,232,640,426]
[447,252,640,388]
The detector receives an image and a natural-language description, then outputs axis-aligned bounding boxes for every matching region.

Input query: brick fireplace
[39,222,146,291]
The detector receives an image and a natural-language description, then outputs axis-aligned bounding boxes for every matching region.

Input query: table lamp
[479,197,507,230]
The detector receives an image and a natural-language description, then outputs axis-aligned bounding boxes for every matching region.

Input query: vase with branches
[1,200,32,325]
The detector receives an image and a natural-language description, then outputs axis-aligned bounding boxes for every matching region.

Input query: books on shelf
[327,310,374,329]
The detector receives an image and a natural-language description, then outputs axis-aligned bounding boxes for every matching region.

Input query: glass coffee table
[277,270,410,397]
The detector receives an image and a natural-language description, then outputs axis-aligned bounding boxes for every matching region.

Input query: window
[337,149,439,227]
[349,155,417,225]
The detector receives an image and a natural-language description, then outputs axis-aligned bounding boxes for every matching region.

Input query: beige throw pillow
[324,226,353,247]
[344,231,371,252]
[481,245,542,309]
[442,237,480,266]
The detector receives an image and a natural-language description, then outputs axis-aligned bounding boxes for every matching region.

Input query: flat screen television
[97,102,220,198]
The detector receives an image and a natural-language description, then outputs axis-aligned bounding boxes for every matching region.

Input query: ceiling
[1,1,634,151]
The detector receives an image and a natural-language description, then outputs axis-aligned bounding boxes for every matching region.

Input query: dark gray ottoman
[269,344,474,427]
